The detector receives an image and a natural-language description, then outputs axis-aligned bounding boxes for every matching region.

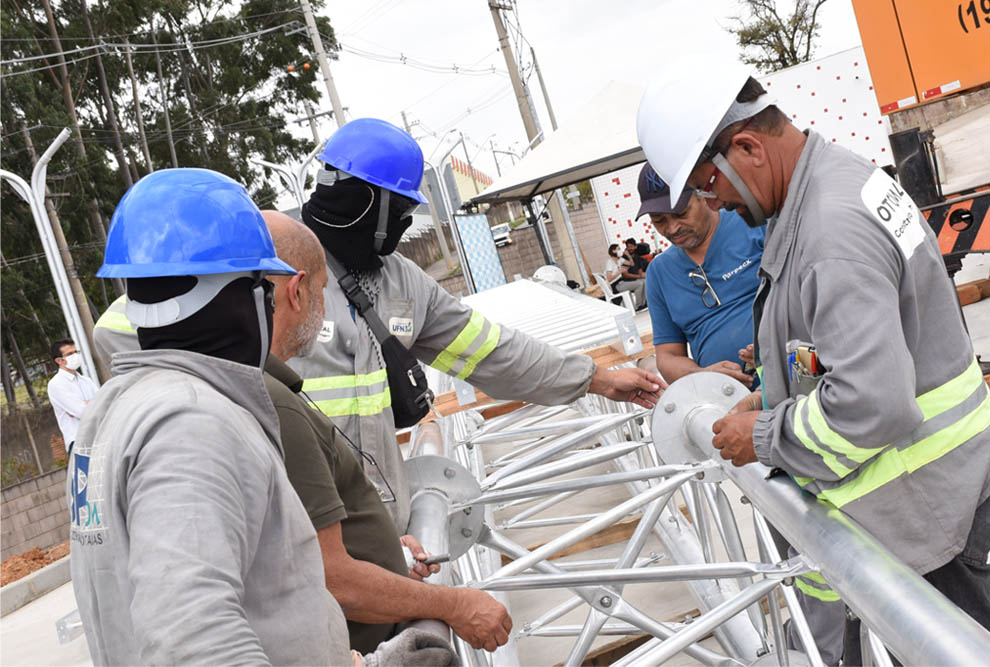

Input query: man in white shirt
[47,339,97,455]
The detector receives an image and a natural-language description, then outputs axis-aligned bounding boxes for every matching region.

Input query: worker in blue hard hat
[291,117,667,540]
[67,168,455,667]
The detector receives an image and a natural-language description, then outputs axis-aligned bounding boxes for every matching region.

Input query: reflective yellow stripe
[302,369,388,392]
[917,358,982,420]
[805,388,886,464]
[95,311,135,333]
[795,574,841,602]
[792,396,854,478]
[455,324,501,380]
[310,388,392,417]
[792,475,814,487]
[431,310,485,374]
[820,393,990,508]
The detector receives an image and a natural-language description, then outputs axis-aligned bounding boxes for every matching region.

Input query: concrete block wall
[1,467,69,561]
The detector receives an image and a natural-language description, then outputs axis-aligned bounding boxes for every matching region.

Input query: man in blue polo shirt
[639,164,763,388]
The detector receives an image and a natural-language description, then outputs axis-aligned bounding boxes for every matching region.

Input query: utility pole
[459,131,480,196]
[487,1,585,285]
[124,38,153,172]
[531,47,558,132]
[304,101,322,144]
[300,0,346,128]
[402,111,455,270]
[80,0,133,188]
[19,126,107,382]
[151,23,179,168]
[490,138,502,177]
[39,0,122,296]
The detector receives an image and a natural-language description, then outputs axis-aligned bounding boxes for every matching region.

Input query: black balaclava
[127,275,274,368]
[301,171,415,271]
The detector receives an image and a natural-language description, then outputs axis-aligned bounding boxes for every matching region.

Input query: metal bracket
[405,455,484,559]
[651,373,750,483]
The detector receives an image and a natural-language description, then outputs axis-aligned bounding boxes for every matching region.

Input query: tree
[727,0,829,73]
[1,0,337,382]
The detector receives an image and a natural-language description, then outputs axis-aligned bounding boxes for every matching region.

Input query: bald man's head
[262,210,327,361]
[263,210,325,279]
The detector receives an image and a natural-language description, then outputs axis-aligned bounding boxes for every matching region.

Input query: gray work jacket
[289,252,596,531]
[751,131,990,573]
[68,349,352,665]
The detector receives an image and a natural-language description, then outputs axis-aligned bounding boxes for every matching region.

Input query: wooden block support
[957,278,990,306]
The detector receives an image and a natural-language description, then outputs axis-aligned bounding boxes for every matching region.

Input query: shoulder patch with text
[860,169,925,258]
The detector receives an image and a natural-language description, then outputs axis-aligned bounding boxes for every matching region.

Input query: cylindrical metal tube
[682,403,990,665]
[405,489,452,641]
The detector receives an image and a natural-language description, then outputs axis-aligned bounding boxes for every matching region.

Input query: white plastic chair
[593,272,636,314]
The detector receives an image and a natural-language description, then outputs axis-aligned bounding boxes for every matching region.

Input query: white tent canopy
[472,80,644,203]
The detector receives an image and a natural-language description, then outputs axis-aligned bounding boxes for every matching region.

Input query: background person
[47,339,98,456]
[638,164,762,388]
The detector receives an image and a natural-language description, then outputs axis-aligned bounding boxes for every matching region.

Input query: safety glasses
[688,266,721,309]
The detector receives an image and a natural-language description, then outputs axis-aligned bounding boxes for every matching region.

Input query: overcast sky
[300,0,862,187]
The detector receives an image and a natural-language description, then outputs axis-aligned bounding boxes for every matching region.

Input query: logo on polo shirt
[722,258,752,281]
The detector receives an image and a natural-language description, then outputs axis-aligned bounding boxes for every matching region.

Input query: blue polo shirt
[646,210,764,379]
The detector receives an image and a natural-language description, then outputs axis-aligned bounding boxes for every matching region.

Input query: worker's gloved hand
[447,587,512,652]
[362,628,460,667]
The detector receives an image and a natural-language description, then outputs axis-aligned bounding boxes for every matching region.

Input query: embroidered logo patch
[389,317,414,337]
[317,320,334,343]
[860,169,925,259]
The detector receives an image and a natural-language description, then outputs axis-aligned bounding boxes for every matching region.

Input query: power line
[0,6,303,43]
[0,20,299,75]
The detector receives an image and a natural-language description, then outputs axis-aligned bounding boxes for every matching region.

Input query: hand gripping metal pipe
[652,372,990,666]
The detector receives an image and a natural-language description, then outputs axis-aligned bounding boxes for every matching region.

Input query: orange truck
[852,0,990,276]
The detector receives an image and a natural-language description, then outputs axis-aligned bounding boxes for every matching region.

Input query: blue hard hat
[97,168,296,278]
[318,118,428,204]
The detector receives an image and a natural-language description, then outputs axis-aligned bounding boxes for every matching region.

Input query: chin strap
[373,188,390,254]
[712,153,767,225]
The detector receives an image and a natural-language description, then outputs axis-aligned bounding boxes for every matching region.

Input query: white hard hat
[533,265,567,285]
[636,59,751,203]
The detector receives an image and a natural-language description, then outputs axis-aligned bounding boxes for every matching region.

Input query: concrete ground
[0,581,89,666]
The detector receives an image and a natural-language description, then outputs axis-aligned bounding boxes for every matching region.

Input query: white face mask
[64,353,82,371]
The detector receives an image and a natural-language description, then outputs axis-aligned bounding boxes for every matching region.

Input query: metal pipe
[468,415,607,445]
[613,454,765,662]
[411,422,447,458]
[480,527,729,665]
[477,560,802,591]
[501,512,638,531]
[405,490,452,641]
[486,470,696,580]
[503,490,579,527]
[752,510,825,667]
[482,412,643,489]
[526,622,666,637]
[680,398,990,665]
[491,440,647,490]
[467,465,690,506]
[615,577,782,666]
[563,608,608,666]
